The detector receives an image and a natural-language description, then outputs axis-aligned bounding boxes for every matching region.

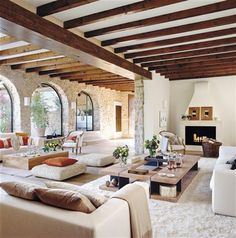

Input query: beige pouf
[31,162,86,181]
[79,153,115,167]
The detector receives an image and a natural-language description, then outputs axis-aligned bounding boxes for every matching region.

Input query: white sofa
[0,182,150,238]
[0,133,28,161]
[210,146,236,217]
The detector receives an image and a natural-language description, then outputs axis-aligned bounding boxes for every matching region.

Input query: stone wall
[0,65,130,139]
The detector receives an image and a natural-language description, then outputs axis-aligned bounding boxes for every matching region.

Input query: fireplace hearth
[185,126,216,146]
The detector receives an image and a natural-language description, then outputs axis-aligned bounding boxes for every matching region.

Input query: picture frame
[201,106,213,120]
[188,107,200,120]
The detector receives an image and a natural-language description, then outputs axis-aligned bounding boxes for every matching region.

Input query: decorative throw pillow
[231,159,236,170]
[226,155,236,164]
[0,181,42,200]
[35,188,96,213]
[0,138,12,148]
[16,132,29,137]
[18,136,29,146]
[66,135,77,142]
[43,157,77,167]
[45,181,107,208]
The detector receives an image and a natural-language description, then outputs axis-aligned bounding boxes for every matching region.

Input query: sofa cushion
[0,181,42,200]
[0,138,12,148]
[45,181,107,208]
[79,153,115,167]
[43,157,77,167]
[18,136,29,146]
[35,188,96,213]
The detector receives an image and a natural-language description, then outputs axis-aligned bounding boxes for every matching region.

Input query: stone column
[134,78,144,155]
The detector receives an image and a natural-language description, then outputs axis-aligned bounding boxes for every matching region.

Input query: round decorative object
[111,178,118,187]
[105,180,110,187]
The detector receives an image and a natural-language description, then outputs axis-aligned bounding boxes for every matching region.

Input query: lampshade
[24,97,31,106]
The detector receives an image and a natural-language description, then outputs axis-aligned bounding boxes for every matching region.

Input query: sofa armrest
[212,165,236,217]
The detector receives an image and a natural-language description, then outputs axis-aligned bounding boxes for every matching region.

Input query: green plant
[144,135,160,157]
[31,91,48,128]
[113,145,129,164]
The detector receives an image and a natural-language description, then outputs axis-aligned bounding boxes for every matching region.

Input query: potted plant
[113,145,129,167]
[144,135,159,158]
[31,91,48,137]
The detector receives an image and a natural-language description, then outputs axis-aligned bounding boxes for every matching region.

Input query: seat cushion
[79,153,115,167]
[43,157,77,167]
[63,142,76,148]
[32,162,86,181]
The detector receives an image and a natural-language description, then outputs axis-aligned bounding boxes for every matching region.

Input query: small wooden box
[160,185,177,197]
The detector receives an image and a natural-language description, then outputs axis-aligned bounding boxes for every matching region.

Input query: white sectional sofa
[0,182,150,238]
[210,146,236,217]
[0,133,28,161]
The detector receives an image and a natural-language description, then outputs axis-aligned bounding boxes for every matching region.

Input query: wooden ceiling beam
[0,36,17,45]
[102,15,236,46]
[167,70,236,80]
[129,37,236,61]
[37,0,98,17]
[0,1,151,79]
[0,45,40,57]
[25,62,83,72]
[116,27,236,54]
[38,65,94,75]
[143,52,236,68]
[0,52,61,65]
[61,74,122,80]
[73,79,130,83]
[50,68,107,78]
[64,0,183,29]
[85,0,236,38]
[135,44,236,64]
[11,57,75,70]
[152,58,236,71]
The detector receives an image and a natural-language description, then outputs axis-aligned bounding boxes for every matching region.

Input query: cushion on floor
[78,153,115,167]
[31,162,86,181]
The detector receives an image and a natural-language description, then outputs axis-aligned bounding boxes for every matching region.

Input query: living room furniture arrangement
[62,130,84,154]
[2,151,69,170]
[159,130,186,154]
[0,182,151,238]
[100,155,200,202]
[210,146,236,217]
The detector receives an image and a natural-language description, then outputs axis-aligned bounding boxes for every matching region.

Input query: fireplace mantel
[180,120,223,151]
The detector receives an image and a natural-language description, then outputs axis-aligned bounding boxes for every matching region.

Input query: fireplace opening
[185,126,216,146]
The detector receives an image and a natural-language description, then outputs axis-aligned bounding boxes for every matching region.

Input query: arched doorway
[76,91,94,131]
[31,84,63,136]
[0,82,13,132]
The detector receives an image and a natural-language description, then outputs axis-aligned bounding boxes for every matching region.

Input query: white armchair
[62,131,84,154]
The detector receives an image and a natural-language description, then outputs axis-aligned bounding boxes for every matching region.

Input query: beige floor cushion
[31,162,86,181]
[78,153,115,167]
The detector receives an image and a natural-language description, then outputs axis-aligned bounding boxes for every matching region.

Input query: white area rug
[81,158,236,238]
[0,166,32,177]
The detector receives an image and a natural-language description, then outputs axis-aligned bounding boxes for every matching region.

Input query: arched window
[0,82,13,132]
[76,92,94,131]
[31,84,63,136]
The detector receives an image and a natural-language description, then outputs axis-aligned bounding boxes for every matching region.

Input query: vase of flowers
[144,135,160,158]
[43,141,61,152]
[113,145,129,167]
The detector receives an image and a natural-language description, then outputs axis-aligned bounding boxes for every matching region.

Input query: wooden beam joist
[0,45,40,57]
[85,0,236,38]
[131,37,236,62]
[11,57,75,70]
[0,51,61,65]
[61,74,123,80]
[0,1,151,79]
[37,0,98,17]
[72,79,131,83]
[117,27,236,54]
[64,0,183,29]
[135,44,236,64]
[0,36,17,45]
[25,62,83,72]
[152,57,236,71]
[144,52,236,68]
[102,15,236,46]
[167,70,236,80]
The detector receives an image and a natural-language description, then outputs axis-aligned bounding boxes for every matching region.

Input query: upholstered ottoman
[31,162,86,181]
[79,153,115,167]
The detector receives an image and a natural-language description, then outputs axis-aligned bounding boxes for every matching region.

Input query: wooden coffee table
[2,150,69,170]
[100,155,200,202]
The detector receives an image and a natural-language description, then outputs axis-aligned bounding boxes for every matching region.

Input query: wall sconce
[162,99,168,110]
[24,97,31,106]
[71,101,76,111]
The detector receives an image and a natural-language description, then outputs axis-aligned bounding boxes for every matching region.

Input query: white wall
[144,73,170,140]
[169,76,236,146]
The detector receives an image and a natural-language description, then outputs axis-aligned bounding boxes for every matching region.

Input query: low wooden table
[99,155,200,202]
[2,150,69,170]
